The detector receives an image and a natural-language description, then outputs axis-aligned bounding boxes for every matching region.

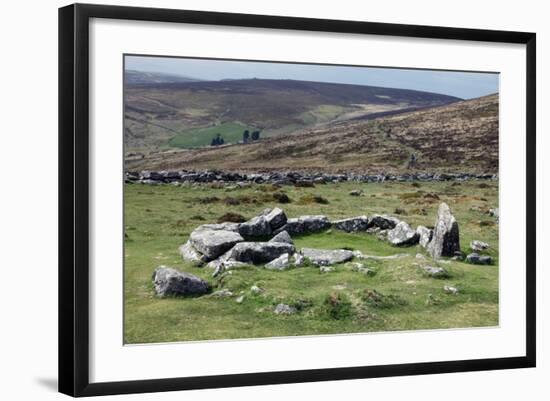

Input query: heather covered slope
[124,78,460,151]
[126,94,498,174]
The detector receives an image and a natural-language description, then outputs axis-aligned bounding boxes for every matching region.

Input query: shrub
[322,292,353,320]
[298,194,329,205]
[273,192,291,203]
[294,181,315,188]
[223,197,241,206]
[361,289,407,309]
[197,196,220,204]
[217,212,246,223]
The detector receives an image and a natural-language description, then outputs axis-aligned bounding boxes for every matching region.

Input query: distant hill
[124,78,460,151]
[125,70,200,85]
[126,94,498,174]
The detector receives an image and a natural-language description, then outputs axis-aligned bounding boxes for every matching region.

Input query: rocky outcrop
[421,265,450,279]
[265,253,291,270]
[466,253,493,265]
[262,207,287,230]
[189,228,244,260]
[368,215,401,230]
[268,230,293,245]
[276,215,331,235]
[416,226,433,248]
[229,242,295,264]
[238,215,272,237]
[387,221,419,246]
[152,266,210,297]
[274,303,297,315]
[332,216,369,232]
[301,248,354,266]
[178,241,207,264]
[470,240,489,252]
[427,203,460,258]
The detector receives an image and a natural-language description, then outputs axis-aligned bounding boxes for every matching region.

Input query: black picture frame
[59,3,536,397]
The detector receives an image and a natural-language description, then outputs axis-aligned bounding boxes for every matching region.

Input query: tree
[251,130,260,141]
[210,133,224,146]
[243,130,250,143]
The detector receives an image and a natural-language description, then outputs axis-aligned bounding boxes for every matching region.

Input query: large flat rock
[332,216,369,232]
[301,248,354,266]
[387,221,419,246]
[190,229,244,260]
[229,242,295,264]
[276,215,331,235]
[152,266,210,297]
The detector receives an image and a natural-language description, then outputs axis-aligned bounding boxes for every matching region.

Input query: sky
[125,55,499,100]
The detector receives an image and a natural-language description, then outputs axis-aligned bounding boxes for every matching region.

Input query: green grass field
[168,122,255,148]
[124,180,499,344]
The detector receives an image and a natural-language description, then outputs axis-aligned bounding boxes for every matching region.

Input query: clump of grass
[223,197,241,206]
[411,182,422,188]
[360,289,407,309]
[190,214,206,221]
[409,207,428,215]
[298,194,329,205]
[394,207,407,215]
[478,182,490,188]
[322,292,353,320]
[398,191,425,200]
[294,181,315,188]
[479,220,495,227]
[217,212,246,223]
[273,192,291,204]
[197,196,220,204]
[257,184,281,192]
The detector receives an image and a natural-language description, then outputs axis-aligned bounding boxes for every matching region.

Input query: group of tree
[210,133,225,146]
[242,129,261,143]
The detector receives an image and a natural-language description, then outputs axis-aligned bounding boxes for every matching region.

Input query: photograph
[123,55,500,344]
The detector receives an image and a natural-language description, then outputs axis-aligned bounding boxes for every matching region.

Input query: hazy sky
[125,55,499,99]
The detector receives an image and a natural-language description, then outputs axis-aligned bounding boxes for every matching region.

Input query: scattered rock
[489,208,499,222]
[427,203,460,258]
[190,229,244,260]
[421,265,450,279]
[250,285,264,295]
[230,242,295,264]
[268,230,293,245]
[466,253,493,265]
[349,190,363,196]
[470,240,490,252]
[416,225,433,248]
[235,295,245,303]
[293,252,305,267]
[195,222,241,232]
[238,215,272,237]
[320,266,335,273]
[332,216,369,232]
[152,266,210,297]
[210,289,233,298]
[443,285,459,295]
[261,207,287,230]
[276,215,331,235]
[178,241,207,264]
[274,303,297,315]
[265,253,291,270]
[351,262,376,276]
[302,248,354,266]
[387,221,420,246]
[416,253,426,260]
[368,215,400,230]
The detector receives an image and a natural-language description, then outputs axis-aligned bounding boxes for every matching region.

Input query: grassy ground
[124,180,499,344]
[168,122,254,148]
